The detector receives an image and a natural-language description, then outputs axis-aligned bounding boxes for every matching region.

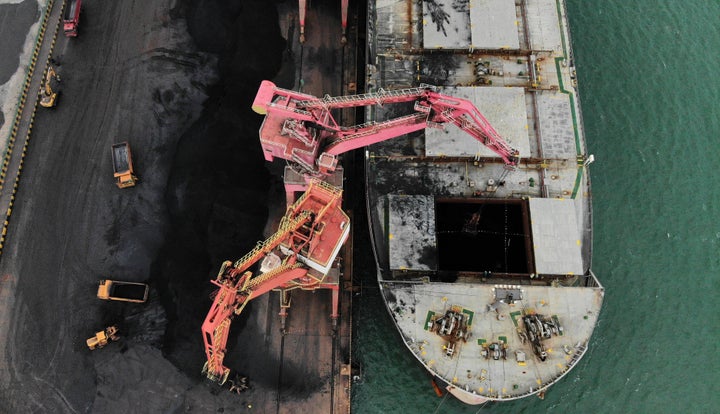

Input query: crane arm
[421,92,519,165]
[200,180,349,384]
[323,113,429,155]
[201,210,314,383]
[201,263,308,383]
[253,81,519,177]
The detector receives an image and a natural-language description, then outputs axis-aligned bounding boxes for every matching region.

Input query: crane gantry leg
[331,285,340,329]
[279,289,292,333]
[298,0,350,44]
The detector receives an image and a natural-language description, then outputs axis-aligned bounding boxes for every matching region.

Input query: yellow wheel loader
[39,65,60,108]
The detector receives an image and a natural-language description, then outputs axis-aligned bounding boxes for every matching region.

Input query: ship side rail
[584,269,603,289]
[478,341,590,401]
[384,269,604,290]
[394,308,592,401]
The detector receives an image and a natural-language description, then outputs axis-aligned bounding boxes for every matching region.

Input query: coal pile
[152,0,286,378]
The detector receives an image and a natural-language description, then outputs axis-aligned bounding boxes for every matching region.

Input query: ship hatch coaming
[384,195,587,281]
[435,198,532,275]
[386,195,536,280]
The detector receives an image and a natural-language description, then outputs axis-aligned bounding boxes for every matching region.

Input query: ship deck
[382,279,603,401]
[365,0,603,402]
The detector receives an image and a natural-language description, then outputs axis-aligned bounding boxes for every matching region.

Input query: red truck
[63,0,82,37]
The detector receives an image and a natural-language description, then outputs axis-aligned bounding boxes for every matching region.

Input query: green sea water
[351,1,720,413]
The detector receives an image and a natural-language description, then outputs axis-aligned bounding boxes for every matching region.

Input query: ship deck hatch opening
[435,199,532,275]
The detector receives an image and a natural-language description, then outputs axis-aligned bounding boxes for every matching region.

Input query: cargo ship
[364,0,604,403]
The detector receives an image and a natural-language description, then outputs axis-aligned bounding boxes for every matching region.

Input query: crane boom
[201,181,350,384]
[252,80,519,176]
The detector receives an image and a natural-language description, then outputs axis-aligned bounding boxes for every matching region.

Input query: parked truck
[97,280,149,303]
[63,0,82,37]
[111,142,138,188]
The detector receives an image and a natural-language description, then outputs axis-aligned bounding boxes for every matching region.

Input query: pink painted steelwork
[252,80,519,180]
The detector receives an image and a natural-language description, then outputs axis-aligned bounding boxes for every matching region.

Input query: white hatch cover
[529,197,584,275]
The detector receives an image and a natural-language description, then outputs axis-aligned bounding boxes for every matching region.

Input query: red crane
[252,80,519,198]
[201,81,517,384]
[201,181,350,384]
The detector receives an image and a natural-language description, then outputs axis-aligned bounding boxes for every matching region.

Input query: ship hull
[365,0,604,403]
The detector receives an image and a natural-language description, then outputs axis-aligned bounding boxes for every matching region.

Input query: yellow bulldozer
[39,65,60,108]
[86,325,119,350]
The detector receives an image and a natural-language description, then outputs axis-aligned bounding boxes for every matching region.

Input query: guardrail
[0,0,64,257]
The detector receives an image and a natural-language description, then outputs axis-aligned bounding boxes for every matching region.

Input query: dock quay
[0,0,358,412]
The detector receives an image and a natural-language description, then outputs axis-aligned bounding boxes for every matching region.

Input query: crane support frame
[201,181,349,383]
